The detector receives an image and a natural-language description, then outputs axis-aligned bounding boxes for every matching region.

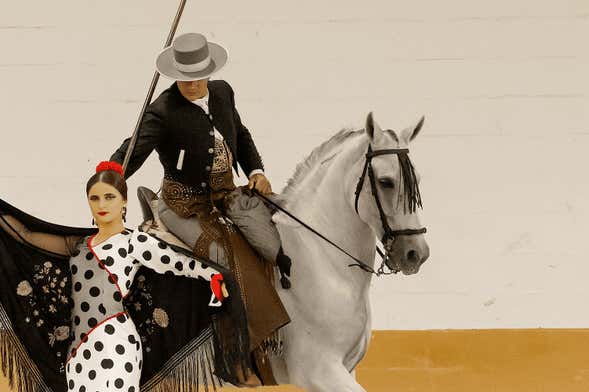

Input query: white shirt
[190,94,264,179]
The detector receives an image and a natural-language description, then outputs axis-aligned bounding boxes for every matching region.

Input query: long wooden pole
[122,0,188,175]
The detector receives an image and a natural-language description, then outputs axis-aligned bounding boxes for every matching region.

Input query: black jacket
[111,80,263,192]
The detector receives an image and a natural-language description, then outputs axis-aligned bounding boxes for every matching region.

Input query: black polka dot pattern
[65,229,218,391]
[66,316,141,391]
[127,229,216,285]
[101,359,114,369]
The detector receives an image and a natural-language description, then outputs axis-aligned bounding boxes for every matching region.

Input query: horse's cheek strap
[367,161,393,236]
[354,158,370,214]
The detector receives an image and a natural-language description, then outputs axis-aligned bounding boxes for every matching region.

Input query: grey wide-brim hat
[156,33,228,81]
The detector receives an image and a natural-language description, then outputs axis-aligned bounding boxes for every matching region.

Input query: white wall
[0,0,587,329]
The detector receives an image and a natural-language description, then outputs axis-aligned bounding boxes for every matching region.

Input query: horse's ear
[366,112,382,140]
[402,115,425,143]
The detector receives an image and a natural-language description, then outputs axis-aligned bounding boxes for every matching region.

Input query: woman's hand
[0,214,72,256]
[0,215,21,234]
[211,273,229,301]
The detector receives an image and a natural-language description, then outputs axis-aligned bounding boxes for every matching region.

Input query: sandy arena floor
[3,329,589,391]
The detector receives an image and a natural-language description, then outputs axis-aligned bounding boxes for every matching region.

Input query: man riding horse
[110,32,290,386]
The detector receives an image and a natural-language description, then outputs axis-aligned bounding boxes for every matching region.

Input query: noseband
[352,145,427,274]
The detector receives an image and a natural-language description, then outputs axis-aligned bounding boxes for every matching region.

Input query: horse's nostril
[407,249,419,263]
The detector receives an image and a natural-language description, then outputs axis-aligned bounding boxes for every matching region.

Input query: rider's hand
[248,173,272,196]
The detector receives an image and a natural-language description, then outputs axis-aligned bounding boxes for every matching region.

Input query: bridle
[254,143,427,277]
[352,144,427,274]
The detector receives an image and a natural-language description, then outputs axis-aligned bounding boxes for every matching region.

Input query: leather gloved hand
[248,173,272,196]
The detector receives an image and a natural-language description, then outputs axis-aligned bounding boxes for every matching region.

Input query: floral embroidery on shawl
[124,274,170,354]
[15,260,72,373]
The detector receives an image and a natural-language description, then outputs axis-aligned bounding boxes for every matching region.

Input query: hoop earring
[122,207,127,222]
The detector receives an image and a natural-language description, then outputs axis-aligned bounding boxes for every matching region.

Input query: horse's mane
[281,127,365,199]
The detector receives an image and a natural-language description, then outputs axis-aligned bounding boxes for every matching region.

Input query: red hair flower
[96,161,124,177]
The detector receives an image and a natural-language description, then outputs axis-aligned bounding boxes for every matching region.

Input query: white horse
[268,112,430,392]
[137,112,429,391]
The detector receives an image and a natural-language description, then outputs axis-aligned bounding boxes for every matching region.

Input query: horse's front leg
[287,346,367,392]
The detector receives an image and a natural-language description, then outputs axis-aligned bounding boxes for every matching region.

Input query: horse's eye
[378,178,395,188]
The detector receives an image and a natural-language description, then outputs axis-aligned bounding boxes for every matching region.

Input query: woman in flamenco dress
[0,161,250,392]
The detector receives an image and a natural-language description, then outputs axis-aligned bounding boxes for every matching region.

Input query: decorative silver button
[209,131,214,136]
[205,166,211,171]
[208,148,214,153]
[208,114,213,120]
[201,182,207,187]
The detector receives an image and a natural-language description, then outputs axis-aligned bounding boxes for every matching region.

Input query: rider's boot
[276,245,292,289]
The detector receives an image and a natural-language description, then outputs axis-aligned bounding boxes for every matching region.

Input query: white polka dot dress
[65,229,220,392]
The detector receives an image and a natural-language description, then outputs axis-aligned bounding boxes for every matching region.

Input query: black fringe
[0,302,51,392]
[140,328,221,392]
[160,241,252,387]
[397,153,423,214]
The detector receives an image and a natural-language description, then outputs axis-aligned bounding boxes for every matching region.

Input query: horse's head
[351,112,429,275]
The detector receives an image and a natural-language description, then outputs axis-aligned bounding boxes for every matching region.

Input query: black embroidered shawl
[0,198,250,392]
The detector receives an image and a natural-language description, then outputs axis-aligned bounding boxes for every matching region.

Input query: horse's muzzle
[384,235,430,275]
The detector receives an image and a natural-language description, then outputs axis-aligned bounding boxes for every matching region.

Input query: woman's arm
[0,215,79,257]
[128,229,228,305]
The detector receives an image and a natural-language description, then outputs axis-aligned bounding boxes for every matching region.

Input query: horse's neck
[282,137,377,289]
